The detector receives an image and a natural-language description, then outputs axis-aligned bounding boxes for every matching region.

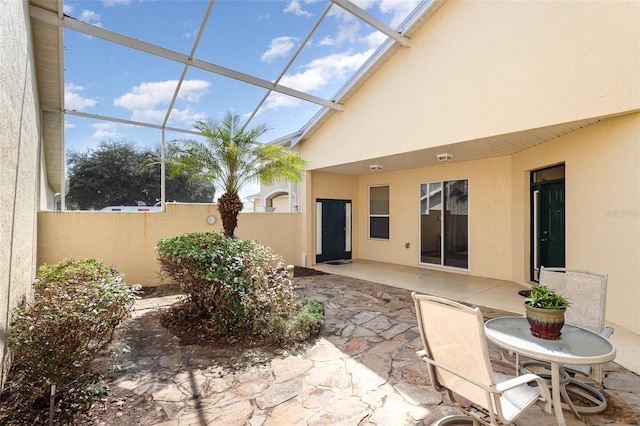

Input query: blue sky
[61,0,420,199]
[64,0,418,150]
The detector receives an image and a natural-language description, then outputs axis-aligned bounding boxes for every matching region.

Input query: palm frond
[169,110,307,234]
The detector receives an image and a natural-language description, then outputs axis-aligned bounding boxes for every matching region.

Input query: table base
[521,359,608,416]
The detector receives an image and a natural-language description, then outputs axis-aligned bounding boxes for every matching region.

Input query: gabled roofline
[288,0,447,148]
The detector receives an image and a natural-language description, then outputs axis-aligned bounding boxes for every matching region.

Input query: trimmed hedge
[157,232,323,345]
[1,259,140,424]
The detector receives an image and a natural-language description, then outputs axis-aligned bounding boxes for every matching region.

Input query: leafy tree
[66,140,214,210]
[168,111,308,236]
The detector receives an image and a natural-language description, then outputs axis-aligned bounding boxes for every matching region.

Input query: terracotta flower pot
[525,303,565,340]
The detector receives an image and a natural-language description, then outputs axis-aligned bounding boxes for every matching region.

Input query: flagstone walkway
[95,274,640,425]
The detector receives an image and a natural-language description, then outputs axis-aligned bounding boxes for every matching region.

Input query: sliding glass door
[420,180,468,269]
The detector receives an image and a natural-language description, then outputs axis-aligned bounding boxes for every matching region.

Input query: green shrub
[264,297,325,345]
[1,258,140,424]
[157,232,323,345]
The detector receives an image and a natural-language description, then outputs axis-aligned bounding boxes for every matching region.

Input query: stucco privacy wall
[0,1,41,389]
[511,113,640,334]
[301,0,640,169]
[37,204,302,287]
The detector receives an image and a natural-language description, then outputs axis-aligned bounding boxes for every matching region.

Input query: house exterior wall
[302,0,639,170]
[298,1,640,334]
[251,181,300,213]
[354,156,513,279]
[0,0,42,389]
[37,203,302,287]
[511,113,640,333]
[271,195,292,212]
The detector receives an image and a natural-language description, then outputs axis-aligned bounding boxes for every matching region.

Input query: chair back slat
[540,267,608,333]
[414,295,495,410]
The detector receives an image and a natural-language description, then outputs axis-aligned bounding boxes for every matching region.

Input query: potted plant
[524,285,570,339]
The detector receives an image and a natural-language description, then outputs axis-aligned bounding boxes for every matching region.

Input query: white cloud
[336,20,362,44]
[351,0,378,10]
[114,80,210,109]
[284,51,371,92]
[284,0,312,17]
[327,0,419,49]
[79,9,101,26]
[261,37,298,62]
[362,31,387,49]
[64,120,76,130]
[170,108,207,124]
[318,36,335,47]
[317,19,361,47]
[62,4,74,15]
[379,0,421,28]
[91,122,119,139]
[130,109,165,124]
[65,83,98,111]
[114,79,210,123]
[103,0,130,6]
[322,6,363,47]
[264,50,371,110]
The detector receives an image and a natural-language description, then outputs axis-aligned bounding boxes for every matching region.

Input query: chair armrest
[494,373,552,413]
[494,373,548,393]
[600,327,614,339]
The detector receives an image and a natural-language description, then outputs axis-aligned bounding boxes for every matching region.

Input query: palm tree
[167,111,308,237]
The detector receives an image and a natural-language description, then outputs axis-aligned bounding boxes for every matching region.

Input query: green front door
[531,165,565,281]
[316,199,352,263]
[539,181,565,267]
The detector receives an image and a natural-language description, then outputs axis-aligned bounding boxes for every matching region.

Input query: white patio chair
[412,293,552,426]
[520,266,613,415]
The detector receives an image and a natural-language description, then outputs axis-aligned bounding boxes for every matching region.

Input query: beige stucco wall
[356,156,513,280]
[298,1,640,334]
[37,204,302,287]
[307,114,640,334]
[303,0,639,170]
[310,158,512,276]
[0,0,42,389]
[511,113,640,333]
[308,157,512,280]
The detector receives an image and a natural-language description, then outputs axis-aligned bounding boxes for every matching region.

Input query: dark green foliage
[66,139,214,210]
[525,285,570,309]
[1,259,140,424]
[156,232,323,345]
[168,111,308,236]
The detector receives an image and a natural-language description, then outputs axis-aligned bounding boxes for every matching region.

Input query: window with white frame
[369,185,389,239]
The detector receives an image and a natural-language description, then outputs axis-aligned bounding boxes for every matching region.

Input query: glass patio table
[484,316,616,426]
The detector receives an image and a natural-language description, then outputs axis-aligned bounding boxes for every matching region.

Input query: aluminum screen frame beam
[29,4,344,112]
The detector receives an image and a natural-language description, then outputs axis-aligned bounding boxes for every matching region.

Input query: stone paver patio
[100,274,640,425]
